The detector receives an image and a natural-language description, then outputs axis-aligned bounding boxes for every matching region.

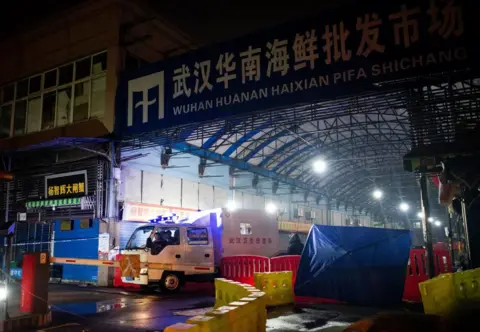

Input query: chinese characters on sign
[45,171,88,199]
[228,237,273,245]
[167,1,466,109]
[47,182,85,197]
[123,0,470,134]
[278,221,312,233]
[123,202,197,222]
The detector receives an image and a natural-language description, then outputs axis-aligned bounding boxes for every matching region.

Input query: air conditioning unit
[294,207,304,218]
[305,211,316,220]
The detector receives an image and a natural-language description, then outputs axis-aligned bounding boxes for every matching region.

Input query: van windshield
[126,226,154,249]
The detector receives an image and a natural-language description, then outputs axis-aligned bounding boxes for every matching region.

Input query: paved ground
[1,283,389,331]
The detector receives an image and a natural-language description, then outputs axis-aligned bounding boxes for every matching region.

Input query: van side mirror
[146,238,153,248]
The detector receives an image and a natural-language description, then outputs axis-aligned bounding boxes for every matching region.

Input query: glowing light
[312,159,327,173]
[399,202,409,212]
[265,203,278,214]
[417,212,424,219]
[226,200,237,211]
[428,217,434,222]
[434,221,442,227]
[372,189,383,200]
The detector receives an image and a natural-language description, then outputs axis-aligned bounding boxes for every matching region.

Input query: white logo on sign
[127,71,165,127]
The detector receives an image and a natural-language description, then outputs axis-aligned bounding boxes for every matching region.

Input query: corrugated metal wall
[0,150,108,222]
[0,147,111,284]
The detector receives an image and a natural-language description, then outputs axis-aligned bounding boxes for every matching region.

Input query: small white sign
[17,212,27,221]
[98,233,110,260]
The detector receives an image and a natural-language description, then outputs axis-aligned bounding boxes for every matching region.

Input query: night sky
[150,0,354,46]
[0,0,358,43]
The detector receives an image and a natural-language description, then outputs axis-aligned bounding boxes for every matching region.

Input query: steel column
[461,199,472,269]
[447,209,455,268]
[420,174,435,279]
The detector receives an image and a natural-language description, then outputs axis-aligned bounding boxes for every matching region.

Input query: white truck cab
[121,208,279,292]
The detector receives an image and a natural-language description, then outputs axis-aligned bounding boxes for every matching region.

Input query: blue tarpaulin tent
[295,225,411,307]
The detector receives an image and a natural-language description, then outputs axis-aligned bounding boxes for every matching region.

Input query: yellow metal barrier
[166,278,267,332]
[254,271,294,307]
[420,267,480,315]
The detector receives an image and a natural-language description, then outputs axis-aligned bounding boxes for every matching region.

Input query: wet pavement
[42,284,215,332]
[266,304,381,332]
[2,283,384,331]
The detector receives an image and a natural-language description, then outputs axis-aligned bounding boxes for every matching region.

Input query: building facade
[0,0,192,285]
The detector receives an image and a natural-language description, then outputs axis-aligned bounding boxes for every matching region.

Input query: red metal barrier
[220,255,270,285]
[403,249,452,302]
[270,255,301,284]
[219,248,454,303]
[113,254,140,289]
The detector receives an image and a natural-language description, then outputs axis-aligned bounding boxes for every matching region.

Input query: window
[126,226,154,250]
[73,82,89,122]
[44,70,57,89]
[26,97,41,133]
[0,51,107,138]
[60,220,73,231]
[91,77,106,119]
[29,75,41,94]
[59,64,73,85]
[13,101,26,136]
[240,223,252,235]
[42,92,56,130]
[17,79,28,99]
[187,228,209,245]
[80,218,93,229]
[0,105,12,139]
[75,58,91,80]
[153,227,180,246]
[57,87,71,126]
[92,52,107,74]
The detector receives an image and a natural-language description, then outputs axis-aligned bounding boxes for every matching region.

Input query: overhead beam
[172,142,324,196]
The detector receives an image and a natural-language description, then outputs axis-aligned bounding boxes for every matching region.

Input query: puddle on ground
[52,299,129,315]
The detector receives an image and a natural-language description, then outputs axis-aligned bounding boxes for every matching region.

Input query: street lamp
[372,189,383,200]
[312,159,327,174]
[399,202,409,212]
[265,203,278,214]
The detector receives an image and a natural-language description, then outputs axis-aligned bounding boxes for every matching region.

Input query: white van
[121,208,279,292]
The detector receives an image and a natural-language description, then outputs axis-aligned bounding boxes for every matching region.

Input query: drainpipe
[107,141,116,221]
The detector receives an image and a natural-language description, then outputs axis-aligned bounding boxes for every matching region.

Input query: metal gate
[11,222,53,264]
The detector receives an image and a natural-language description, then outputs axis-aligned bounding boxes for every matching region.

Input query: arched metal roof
[122,70,480,223]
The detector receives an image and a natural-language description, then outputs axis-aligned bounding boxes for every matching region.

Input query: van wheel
[160,272,182,293]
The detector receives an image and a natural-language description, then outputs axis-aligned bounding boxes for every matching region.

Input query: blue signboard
[116,0,476,137]
[10,268,22,279]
